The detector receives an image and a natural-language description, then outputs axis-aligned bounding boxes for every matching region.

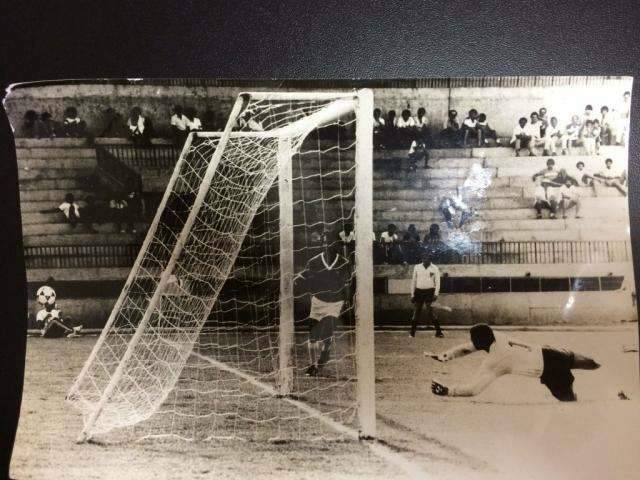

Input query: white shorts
[309,296,344,321]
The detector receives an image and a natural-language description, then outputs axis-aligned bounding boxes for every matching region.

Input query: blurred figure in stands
[599,106,613,146]
[581,120,598,156]
[186,107,203,132]
[127,107,152,146]
[440,109,460,147]
[373,108,386,149]
[461,109,480,147]
[110,193,129,233]
[613,91,631,145]
[171,105,190,146]
[22,110,38,138]
[40,193,81,228]
[440,194,472,229]
[403,224,422,264]
[538,107,549,138]
[559,178,582,219]
[62,107,88,138]
[238,110,264,131]
[338,223,355,262]
[581,105,596,125]
[523,111,545,156]
[38,112,57,138]
[415,107,432,147]
[99,107,128,137]
[477,113,499,146]
[384,110,398,148]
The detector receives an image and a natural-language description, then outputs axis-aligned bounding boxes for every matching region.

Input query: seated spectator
[543,117,562,155]
[523,111,545,156]
[559,178,581,219]
[594,158,627,196]
[127,107,152,146]
[37,112,57,138]
[185,107,203,132]
[538,107,549,137]
[62,107,87,137]
[581,120,598,156]
[581,104,596,125]
[373,108,386,150]
[396,108,416,129]
[99,107,128,137]
[384,110,399,149]
[338,223,356,260]
[40,193,81,228]
[423,223,448,262]
[171,105,190,146]
[533,177,558,219]
[396,109,416,147]
[22,110,39,138]
[439,195,472,229]
[531,158,559,184]
[439,109,460,147]
[461,109,480,147]
[510,117,530,156]
[476,113,499,145]
[402,224,422,264]
[379,224,402,264]
[599,106,613,146]
[36,295,82,339]
[109,193,129,233]
[407,139,429,171]
[561,115,582,155]
[80,195,102,233]
[414,107,432,146]
[550,168,579,187]
[574,161,598,196]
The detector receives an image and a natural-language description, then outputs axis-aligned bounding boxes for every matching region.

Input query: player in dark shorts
[427,324,600,401]
[296,231,351,377]
[409,252,444,338]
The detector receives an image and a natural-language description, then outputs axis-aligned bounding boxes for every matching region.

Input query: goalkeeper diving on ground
[426,324,601,401]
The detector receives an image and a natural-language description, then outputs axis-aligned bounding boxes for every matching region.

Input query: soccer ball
[36,285,56,306]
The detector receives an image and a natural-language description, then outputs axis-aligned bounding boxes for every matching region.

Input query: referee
[409,252,444,338]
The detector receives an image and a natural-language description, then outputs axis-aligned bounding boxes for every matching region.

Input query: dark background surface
[1,0,639,478]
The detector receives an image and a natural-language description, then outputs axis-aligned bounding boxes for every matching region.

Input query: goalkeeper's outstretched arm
[432,368,500,397]
[425,341,476,362]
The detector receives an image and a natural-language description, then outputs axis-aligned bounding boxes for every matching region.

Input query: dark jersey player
[296,232,351,377]
[427,324,600,401]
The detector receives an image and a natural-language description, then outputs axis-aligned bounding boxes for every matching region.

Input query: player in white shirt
[428,324,600,401]
[409,252,444,338]
[594,158,627,196]
[559,179,581,218]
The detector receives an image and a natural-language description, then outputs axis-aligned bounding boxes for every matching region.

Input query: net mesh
[67,93,367,442]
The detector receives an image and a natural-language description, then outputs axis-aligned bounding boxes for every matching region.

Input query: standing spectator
[22,110,39,138]
[185,107,203,132]
[409,252,444,338]
[599,106,613,146]
[110,193,129,233]
[373,108,386,149]
[127,107,152,146]
[171,105,190,146]
[476,113,499,145]
[379,224,402,264]
[415,107,432,146]
[402,224,422,264]
[510,117,530,156]
[562,115,582,155]
[581,120,598,156]
[543,117,562,155]
[614,91,631,145]
[559,179,581,219]
[533,177,558,219]
[523,111,545,156]
[460,109,480,147]
[62,107,87,137]
[37,112,57,138]
[440,109,460,147]
[538,107,549,137]
[594,158,627,196]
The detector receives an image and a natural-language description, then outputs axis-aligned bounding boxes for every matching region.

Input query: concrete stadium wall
[5,81,632,138]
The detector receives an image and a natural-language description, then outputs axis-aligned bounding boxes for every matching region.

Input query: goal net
[67,90,375,443]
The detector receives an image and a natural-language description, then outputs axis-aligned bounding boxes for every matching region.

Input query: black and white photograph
[1,75,638,479]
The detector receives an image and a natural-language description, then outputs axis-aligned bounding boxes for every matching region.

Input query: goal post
[67,89,376,443]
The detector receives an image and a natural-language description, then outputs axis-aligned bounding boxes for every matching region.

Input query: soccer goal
[66,90,376,443]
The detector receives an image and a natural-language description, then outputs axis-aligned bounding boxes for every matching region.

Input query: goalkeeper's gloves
[431,380,449,396]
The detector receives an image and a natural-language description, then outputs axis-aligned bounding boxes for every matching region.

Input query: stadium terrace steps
[14,137,174,148]
[15,147,96,159]
[18,168,95,181]
[23,232,141,247]
[17,157,97,170]
[21,189,100,202]
[22,222,148,237]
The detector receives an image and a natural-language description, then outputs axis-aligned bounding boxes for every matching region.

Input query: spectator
[38,112,57,138]
[543,117,562,155]
[538,107,549,137]
[36,296,82,339]
[125,190,144,234]
[440,109,460,147]
[592,119,602,155]
[581,120,598,156]
[439,194,472,229]
[476,113,499,145]
[407,139,429,171]
[379,224,402,264]
[171,105,190,146]
[338,223,356,261]
[127,107,152,146]
[551,168,579,187]
[238,110,264,131]
[185,107,203,132]
[594,158,627,196]
[523,111,545,156]
[62,107,87,137]
[581,105,596,125]
[533,177,558,219]
[510,117,530,157]
[99,107,128,137]
[532,158,559,184]
[40,193,81,228]
[202,109,217,131]
[22,110,39,138]
[396,109,415,147]
[575,161,598,195]
[373,108,386,149]
[402,224,422,264]
[415,107,432,146]
[80,195,101,233]
[396,108,416,129]
[559,178,581,219]
[461,109,480,147]
[109,193,129,233]
[599,106,613,146]
[384,110,398,149]
[614,91,631,145]
[562,115,582,155]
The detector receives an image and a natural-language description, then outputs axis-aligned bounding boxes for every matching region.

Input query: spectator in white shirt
[562,115,582,155]
[614,91,631,145]
[127,106,151,146]
[185,107,202,132]
[543,117,562,155]
[594,158,627,196]
[559,178,581,219]
[396,109,416,148]
[409,252,443,338]
[62,106,88,138]
[461,109,480,147]
[40,193,81,228]
[510,117,530,156]
[523,111,545,155]
[533,177,558,219]
[581,105,596,126]
[415,107,432,146]
[581,120,598,155]
[171,105,190,146]
[476,113,499,145]
[538,107,549,137]
[379,224,402,264]
[439,109,460,147]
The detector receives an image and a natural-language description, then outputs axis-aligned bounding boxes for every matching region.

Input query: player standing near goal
[427,324,600,401]
[296,231,351,377]
[409,252,444,338]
